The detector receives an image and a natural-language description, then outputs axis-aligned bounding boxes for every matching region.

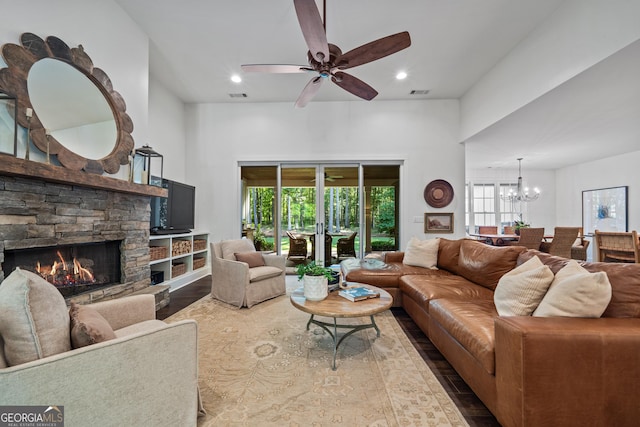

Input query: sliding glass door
[240,162,400,262]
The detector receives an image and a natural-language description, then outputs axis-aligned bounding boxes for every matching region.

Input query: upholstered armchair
[0,268,200,426]
[211,239,286,308]
[337,232,358,260]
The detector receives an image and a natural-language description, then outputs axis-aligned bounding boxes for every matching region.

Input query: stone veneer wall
[0,175,151,304]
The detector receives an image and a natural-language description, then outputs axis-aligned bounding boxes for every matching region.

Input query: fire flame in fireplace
[36,250,95,286]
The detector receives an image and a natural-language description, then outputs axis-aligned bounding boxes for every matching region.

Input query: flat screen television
[150,177,196,234]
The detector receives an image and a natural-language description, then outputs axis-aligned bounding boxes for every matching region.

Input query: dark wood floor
[157,276,501,427]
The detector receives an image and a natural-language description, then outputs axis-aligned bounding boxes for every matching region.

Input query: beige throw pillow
[533,260,612,318]
[69,302,117,348]
[403,237,439,269]
[0,268,71,366]
[494,256,554,316]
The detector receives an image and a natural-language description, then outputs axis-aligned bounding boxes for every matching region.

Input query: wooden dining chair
[503,226,515,235]
[594,230,640,263]
[478,226,498,234]
[513,227,545,250]
[540,227,580,259]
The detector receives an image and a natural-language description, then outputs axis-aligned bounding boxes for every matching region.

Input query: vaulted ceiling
[114,0,640,171]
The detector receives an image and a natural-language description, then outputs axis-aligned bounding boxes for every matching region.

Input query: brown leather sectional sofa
[341,238,640,427]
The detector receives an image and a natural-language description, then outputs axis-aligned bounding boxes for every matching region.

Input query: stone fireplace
[0,172,157,305]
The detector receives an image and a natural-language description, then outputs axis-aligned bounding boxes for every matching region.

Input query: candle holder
[132,145,163,185]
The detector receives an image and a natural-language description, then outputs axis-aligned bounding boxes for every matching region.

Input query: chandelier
[500,158,540,203]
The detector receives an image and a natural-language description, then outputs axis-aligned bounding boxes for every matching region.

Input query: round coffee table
[290,284,393,370]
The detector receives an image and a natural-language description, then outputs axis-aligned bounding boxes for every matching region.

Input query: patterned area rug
[167,288,469,426]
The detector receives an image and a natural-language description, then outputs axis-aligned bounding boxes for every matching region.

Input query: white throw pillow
[403,237,439,269]
[494,256,554,316]
[533,260,612,318]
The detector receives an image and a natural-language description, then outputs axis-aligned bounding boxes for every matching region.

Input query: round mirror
[28,58,117,160]
[0,33,134,174]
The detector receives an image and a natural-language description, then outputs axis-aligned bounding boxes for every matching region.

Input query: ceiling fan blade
[337,31,411,70]
[294,0,329,63]
[331,71,378,101]
[241,64,311,73]
[295,76,324,108]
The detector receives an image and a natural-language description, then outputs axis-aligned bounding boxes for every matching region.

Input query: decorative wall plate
[424,179,454,208]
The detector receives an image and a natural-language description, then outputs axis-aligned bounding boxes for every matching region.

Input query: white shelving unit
[149,231,210,291]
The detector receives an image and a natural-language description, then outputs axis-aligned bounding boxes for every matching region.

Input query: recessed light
[231,74,242,83]
[396,71,407,80]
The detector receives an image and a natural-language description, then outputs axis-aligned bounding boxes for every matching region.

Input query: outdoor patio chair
[337,232,357,260]
[286,230,308,262]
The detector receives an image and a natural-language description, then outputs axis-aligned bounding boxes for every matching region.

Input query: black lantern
[132,145,163,185]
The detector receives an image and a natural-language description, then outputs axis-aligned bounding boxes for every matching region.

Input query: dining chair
[478,226,498,234]
[503,225,515,235]
[513,227,545,250]
[594,230,640,263]
[285,230,308,262]
[540,227,581,259]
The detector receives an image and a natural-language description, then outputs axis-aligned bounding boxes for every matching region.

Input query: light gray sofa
[0,294,200,426]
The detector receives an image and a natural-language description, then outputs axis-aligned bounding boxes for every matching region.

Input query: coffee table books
[339,286,380,302]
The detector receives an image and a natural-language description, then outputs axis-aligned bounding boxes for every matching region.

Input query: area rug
[167,291,469,426]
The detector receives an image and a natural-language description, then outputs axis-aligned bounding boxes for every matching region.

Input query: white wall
[185,100,464,247]
[461,0,640,141]
[555,150,640,232]
[149,75,187,182]
[0,0,150,180]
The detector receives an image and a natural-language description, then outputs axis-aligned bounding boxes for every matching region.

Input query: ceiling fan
[311,172,343,182]
[241,0,411,108]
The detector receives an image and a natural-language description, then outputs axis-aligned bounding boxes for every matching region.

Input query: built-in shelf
[0,155,167,197]
[149,231,210,291]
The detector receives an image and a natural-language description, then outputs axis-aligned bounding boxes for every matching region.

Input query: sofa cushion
[69,302,117,348]
[403,237,439,269]
[400,274,493,311]
[429,299,498,374]
[342,258,440,289]
[457,240,526,290]
[221,239,255,260]
[249,266,283,282]
[0,268,71,366]
[436,238,464,274]
[533,260,612,318]
[519,250,640,318]
[494,256,554,316]
[235,251,265,268]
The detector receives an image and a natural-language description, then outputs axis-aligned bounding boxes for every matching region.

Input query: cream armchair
[0,294,200,426]
[211,239,286,308]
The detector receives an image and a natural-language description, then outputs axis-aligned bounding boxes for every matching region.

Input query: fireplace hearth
[3,241,122,298]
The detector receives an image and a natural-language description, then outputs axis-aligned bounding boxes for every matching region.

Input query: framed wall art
[424,212,454,233]
[0,95,18,157]
[582,186,628,235]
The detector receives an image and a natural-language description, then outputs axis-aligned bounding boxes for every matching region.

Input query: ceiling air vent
[228,93,248,98]
[410,90,430,95]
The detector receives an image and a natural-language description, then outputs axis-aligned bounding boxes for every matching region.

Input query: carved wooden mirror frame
[0,32,134,174]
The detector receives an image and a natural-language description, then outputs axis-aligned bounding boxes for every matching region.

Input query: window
[465,181,519,234]
[473,184,495,228]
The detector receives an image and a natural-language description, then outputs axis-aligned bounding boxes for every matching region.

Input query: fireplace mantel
[0,155,167,197]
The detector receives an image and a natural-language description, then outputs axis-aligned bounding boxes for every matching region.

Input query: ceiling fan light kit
[241,0,411,107]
